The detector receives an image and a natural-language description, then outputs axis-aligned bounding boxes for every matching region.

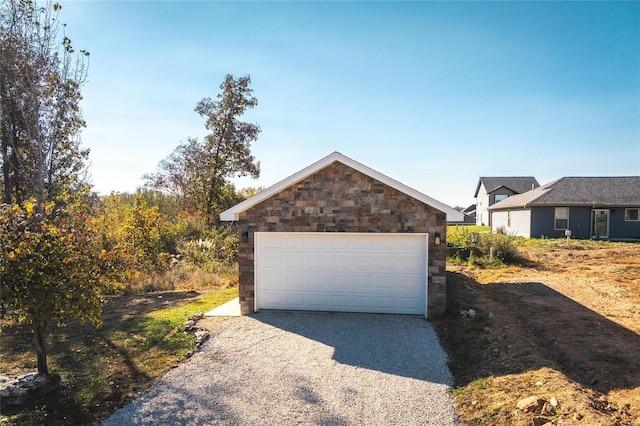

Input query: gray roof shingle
[474,177,540,197]
[489,177,640,209]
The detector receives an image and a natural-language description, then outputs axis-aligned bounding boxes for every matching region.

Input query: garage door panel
[256,233,427,315]
[373,274,422,290]
[375,237,398,250]
[373,255,402,272]
[262,237,284,249]
[349,274,373,288]
[329,238,351,250]
[284,254,303,268]
[307,254,328,269]
[307,237,330,250]
[351,238,374,251]
[261,253,284,268]
[261,272,305,290]
[398,237,426,251]
[351,255,375,269]
[397,254,425,269]
[328,254,350,268]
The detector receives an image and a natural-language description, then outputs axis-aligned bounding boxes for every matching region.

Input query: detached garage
[220,152,463,318]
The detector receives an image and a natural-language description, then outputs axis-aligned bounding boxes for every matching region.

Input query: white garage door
[255,232,428,316]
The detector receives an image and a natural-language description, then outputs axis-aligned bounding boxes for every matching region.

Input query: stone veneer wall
[236,162,448,318]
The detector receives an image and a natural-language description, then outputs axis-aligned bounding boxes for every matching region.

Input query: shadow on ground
[251,311,453,385]
[432,271,640,394]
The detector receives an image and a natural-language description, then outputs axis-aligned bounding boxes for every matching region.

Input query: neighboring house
[474,177,540,226]
[489,177,640,240]
[460,204,476,222]
[220,152,464,318]
[448,204,476,224]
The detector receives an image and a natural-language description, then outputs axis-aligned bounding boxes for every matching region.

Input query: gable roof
[220,151,464,222]
[461,204,476,214]
[474,177,540,197]
[489,176,640,210]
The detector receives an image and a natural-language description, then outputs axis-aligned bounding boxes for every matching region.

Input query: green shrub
[178,226,238,268]
[476,233,521,264]
[446,225,522,266]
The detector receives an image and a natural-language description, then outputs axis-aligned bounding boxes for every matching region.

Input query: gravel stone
[103,312,459,425]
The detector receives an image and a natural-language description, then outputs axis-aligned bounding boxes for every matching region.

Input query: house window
[625,208,640,221]
[555,207,569,230]
[495,194,508,203]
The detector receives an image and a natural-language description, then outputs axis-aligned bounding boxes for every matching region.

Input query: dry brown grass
[123,263,238,294]
[434,240,640,426]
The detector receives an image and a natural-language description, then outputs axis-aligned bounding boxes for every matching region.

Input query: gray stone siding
[236,162,447,318]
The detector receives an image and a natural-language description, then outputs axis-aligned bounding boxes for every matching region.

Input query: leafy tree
[95,193,175,288]
[145,74,261,223]
[0,0,99,375]
[0,0,90,205]
[237,186,264,200]
[0,196,106,374]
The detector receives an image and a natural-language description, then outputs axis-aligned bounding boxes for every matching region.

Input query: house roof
[220,151,464,222]
[461,204,476,214]
[488,176,640,210]
[474,177,540,197]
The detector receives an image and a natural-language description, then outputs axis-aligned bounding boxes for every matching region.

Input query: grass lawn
[1,287,237,425]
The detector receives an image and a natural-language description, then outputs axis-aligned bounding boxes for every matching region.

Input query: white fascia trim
[220,151,464,222]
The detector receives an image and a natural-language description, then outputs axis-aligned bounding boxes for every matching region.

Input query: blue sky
[61,1,639,207]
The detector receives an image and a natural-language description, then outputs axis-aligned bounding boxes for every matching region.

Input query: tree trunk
[33,325,48,375]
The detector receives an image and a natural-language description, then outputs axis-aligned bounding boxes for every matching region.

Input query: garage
[220,152,463,318]
[255,232,428,315]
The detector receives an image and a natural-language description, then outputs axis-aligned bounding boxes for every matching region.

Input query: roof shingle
[489,177,640,209]
[474,177,540,197]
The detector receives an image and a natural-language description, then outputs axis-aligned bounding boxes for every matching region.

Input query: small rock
[183,320,196,332]
[460,308,477,319]
[532,416,552,426]
[0,373,61,412]
[516,395,546,413]
[483,327,492,334]
[194,329,210,345]
[541,402,556,416]
[550,396,559,407]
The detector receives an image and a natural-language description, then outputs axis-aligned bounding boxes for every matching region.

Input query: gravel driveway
[103,312,458,425]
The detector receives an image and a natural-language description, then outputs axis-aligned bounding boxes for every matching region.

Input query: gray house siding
[610,207,640,239]
[530,207,591,239]
[491,188,517,204]
[526,206,640,239]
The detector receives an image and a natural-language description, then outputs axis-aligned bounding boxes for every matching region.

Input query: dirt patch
[1,290,204,423]
[433,242,640,425]
[100,291,201,325]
